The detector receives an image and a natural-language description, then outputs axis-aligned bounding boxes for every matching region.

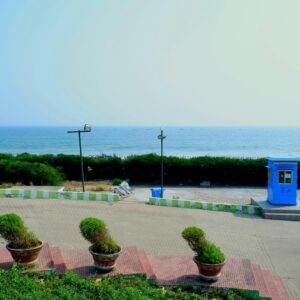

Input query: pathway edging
[0,189,120,202]
[148,197,262,215]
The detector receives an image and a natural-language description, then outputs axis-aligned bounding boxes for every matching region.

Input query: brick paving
[0,196,299,298]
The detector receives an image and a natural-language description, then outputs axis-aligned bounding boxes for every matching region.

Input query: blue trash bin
[151,187,163,198]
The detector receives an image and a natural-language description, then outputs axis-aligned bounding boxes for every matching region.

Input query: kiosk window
[278,170,292,184]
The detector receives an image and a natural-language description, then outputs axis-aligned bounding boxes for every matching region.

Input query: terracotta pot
[6,241,43,267]
[89,246,121,272]
[193,257,225,282]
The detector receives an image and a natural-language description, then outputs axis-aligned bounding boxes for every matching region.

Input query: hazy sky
[1,0,300,126]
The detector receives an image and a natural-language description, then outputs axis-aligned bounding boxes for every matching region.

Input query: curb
[148,197,262,215]
[0,189,120,202]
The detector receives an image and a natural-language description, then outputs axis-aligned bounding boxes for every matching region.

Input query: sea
[1,126,300,158]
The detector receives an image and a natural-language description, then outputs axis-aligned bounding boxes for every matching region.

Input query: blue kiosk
[267,157,300,205]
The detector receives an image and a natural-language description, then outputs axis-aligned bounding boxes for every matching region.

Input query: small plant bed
[0,267,264,300]
[64,181,113,192]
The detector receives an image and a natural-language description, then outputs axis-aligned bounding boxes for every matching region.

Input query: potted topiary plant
[182,226,225,282]
[79,217,121,272]
[0,213,43,267]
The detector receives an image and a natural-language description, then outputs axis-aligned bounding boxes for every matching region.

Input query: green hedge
[124,154,267,185]
[0,267,261,299]
[0,152,269,186]
[0,159,64,185]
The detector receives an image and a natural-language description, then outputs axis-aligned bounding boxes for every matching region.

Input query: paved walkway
[131,186,268,204]
[0,195,299,299]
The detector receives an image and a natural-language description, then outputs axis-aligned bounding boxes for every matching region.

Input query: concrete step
[273,276,290,300]
[49,245,67,273]
[61,246,148,278]
[114,246,145,275]
[137,250,156,280]
[225,257,256,290]
[62,248,95,277]
[250,264,269,297]
[261,269,281,300]
[36,242,54,271]
[0,244,291,299]
[0,247,13,269]
[263,212,300,221]
[263,208,300,214]
[0,243,53,272]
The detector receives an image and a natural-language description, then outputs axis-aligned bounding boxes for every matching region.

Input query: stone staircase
[0,243,290,300]
[251,199,300,221]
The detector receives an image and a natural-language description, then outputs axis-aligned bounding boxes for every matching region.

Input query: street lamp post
[157,128,166,197]
[67,124,92,192]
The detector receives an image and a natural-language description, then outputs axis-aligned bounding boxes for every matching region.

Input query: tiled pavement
[0,196,299,298]
[0,243,290,299]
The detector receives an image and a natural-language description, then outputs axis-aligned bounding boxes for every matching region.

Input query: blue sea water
[1,126,300,158]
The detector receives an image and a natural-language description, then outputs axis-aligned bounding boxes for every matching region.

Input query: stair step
[273,276,291,300]
[0,245,291,299]
[49,246,67,273]
[148,255,203,286]
[261,270,280,300]
[250,264,269,297]
[224,257,256,290]
[240,258,256,287]
[35,242,53,271]
[263,208,300,214]
[137,250,156,280]
[0,247,12,269]
[63,248,95,277]
[263,212,300,221]
[114,246,145,275]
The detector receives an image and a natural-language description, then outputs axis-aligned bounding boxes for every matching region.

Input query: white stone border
[148,197,262,215]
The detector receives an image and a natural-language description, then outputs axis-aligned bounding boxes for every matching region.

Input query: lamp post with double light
[67,124,92,192]
[157,128,166,197]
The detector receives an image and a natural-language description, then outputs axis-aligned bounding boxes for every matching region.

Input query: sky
[1,0,300,126]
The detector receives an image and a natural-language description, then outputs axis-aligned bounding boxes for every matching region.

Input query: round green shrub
[182,227,206,255]
[0,213,40,248]
[79,217,120,254]
[0,214,25,240]
[112,178,122,186]
[9,230,40,249]
[92,237,121,254]
[79,217,108,244]
[197,243,225,264]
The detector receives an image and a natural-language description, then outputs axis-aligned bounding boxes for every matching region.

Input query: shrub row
[0,267,259,300]
[0,159,64,185]
[0,152,268,186]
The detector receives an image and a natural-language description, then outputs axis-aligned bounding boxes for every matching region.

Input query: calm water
[1,126,300,158]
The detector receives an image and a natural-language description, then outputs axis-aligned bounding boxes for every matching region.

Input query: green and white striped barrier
[0,189,120,202]
[148,197,262,215]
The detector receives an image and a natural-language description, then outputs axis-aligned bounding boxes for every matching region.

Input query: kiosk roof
[267,157,300,162]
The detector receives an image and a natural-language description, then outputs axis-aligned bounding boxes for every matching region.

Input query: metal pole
[161,129,164,197]
[78,131,85,192]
